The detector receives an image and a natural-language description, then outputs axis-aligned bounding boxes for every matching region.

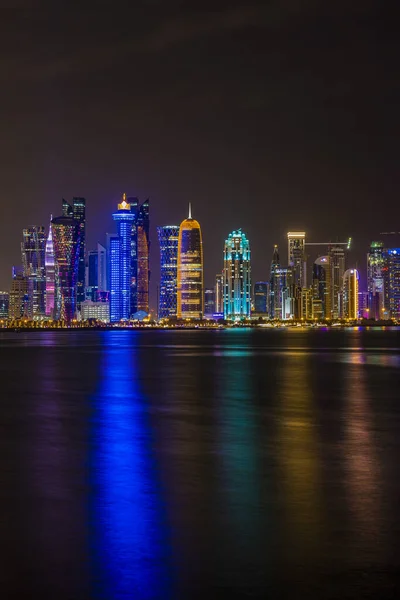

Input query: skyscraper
[288,232,306,288]
[51,215,81,322]
[269,244,280,318]
[21,226,46,318]
[367,241,385,319]
[214,273,224,314]
[97,243,107,294]
[61,198,86,309]
[329,245,346,319]
[343,268,359,320]
[223,229,251,319]
[177,205,204,320]
[254,282,269,314]
[157,225,179,319]
[204,289,215,318]
[45,217,55,318]
[312,256,331,319]
[0,291,9,319]
[384,248,400,320]
[9,268,28,320]
[87,249,99,301]
[127,197,150,316]
[110,194,135,322]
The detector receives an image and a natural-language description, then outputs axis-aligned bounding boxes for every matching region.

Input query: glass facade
[110,195,135,322]
[223,230,251,320]
[214,273,223,314]
[51,216,81,322]
[287,232,306,288]
[204,288,215,317]
[157,225,179,319]
[0,291,9,319]
[384,249,400,320]
[45,218,55,318]
[21,226,46,319]
[254,282,268,313]
[128,198,150,316]
[329,245,345,319]
[343,268,359,319]
[177,211,203,319]
[367,241,384,319]
[312,256,331,319]
[269,244,280,319]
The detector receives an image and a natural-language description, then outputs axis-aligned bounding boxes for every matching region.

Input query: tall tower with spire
[110,193,135,322]
[45,216,55,317]
[177,204,204,319]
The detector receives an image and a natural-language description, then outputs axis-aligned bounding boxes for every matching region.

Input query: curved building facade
[177,208,203,319]
[223,229,251,320]
[51,216,81,322]
[157,225,179,319]
[343,268,359,320]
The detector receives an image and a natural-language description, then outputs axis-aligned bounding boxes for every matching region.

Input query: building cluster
[1,195,399,325]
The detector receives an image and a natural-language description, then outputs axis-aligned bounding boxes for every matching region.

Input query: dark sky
[0,0,398,300]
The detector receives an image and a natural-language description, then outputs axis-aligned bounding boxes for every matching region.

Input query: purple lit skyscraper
[45,217,55,318]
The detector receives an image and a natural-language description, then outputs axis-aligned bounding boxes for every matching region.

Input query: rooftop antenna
[188,202,192,219]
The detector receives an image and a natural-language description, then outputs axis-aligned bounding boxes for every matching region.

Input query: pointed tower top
[188,202,192,219]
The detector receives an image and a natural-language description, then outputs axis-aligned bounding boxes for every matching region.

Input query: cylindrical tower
[177,206,203,319]
[343,268,359,320]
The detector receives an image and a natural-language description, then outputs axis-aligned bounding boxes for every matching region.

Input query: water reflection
[91,332,171,600]
[277,352,323,564]
[343,347,384,561]
[216,352,262,590]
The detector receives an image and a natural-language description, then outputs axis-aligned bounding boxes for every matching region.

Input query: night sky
[0,1,398,301]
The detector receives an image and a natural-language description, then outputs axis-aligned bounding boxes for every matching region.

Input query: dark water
[1,328,400,599]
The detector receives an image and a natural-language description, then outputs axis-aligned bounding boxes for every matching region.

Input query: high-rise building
[288,232,306,288]
[269,244,280,318]
[177,205,204,319]
[9,269,28,320]
[21,226,46,319]
[86,249,99,302]
[204,289,215,318]
[110,194,135,322]
[358,291,369,319]
[51,215,81,322]
[157,225,179,319]
[300,287,313,320]
[223,229,251,320]
[384,248,400,320]
[0,291,9,319]
[214,273,224,314]
[329,245,345,319]
[343,268,359,320]
[62,198,86,309]
[367,241,384,319]
[45,217,56,318]
[98,243,107,294]
[254,282,269,314]
[136,199,150,314]
[312,256,331,319]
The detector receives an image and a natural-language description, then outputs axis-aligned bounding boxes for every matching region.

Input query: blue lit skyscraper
[384,248,400,320]
[110,195,135,322]
[223,229,251,319]
[157,225,179,319]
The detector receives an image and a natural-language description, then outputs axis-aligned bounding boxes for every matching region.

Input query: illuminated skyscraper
[343,268,359,320]
[384,248,400,320]
[214,273,224,314]
[51,216,81,322]
[269,244,280,318]
[62,197,86,309]
[254,282,268,314]
[21,226,46,319]
[367,241,385,319]
[0,291,9,319]
[136,199,150,314]
[177,205,204,319]
[223,229,251,319]
[9,269,28,319]
[329,245,345,319]
[45,217,55,318]
[204,289,215,318]
[110,194,135,322]
[312,256,331,319]
[288,232,306,287]
[157,225,179,319]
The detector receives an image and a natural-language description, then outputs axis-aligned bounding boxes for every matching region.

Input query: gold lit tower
[177,204,204,319]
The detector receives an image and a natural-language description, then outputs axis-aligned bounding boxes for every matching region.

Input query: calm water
[0,328,400,599]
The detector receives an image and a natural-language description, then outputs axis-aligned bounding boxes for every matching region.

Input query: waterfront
[0,328,400,599]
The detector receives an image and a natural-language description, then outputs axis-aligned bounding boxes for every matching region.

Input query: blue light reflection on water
[91,332,171,600]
